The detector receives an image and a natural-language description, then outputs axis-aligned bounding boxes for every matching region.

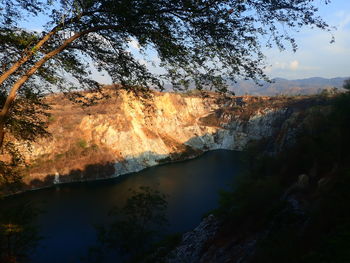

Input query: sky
[22,0,350,82]
[262,0,350,80]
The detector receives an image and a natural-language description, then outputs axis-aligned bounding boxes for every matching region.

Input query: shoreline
[4,148,238,198]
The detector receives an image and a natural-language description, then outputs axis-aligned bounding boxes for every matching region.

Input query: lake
[3,150,245,263]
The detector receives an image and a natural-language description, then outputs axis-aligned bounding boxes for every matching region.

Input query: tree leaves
[0,0,333,94]
[0,0,333,191]
[98,186,168,258]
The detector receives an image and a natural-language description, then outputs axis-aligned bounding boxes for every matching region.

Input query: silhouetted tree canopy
[343,78,350,91]
[0,0,333,186]
[91,186,168,262]
[0,202,42,263]
[1,0,332,94]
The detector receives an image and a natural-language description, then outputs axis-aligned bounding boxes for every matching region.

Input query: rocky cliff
[20,89,314,190]
[161,93,340,263]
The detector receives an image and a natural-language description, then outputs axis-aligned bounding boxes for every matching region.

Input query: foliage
[0,88,50,142]
[0,0,333,94]
[133,233,182,263]
[76,138,88,149]
[0,143,26,195]
[94,186,168,262]
[0,0,334,191]
[0,201,42,263]
[343,78,350,91]
[217,171,284,228]
[215,90,350,262]
[0,88,50,194]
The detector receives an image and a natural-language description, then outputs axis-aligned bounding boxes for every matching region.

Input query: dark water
[5,150,244,263]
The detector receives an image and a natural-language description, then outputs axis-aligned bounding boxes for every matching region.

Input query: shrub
[343,78,350,91]
[76,138,88,149]
[215,93,350,262]
[47,115,56,123]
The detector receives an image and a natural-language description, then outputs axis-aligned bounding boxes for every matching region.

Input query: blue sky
[262,0,350,79]
[23,1,350,82]
[121,1,350,81]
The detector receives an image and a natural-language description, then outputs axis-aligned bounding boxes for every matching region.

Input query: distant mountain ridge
[230,77,349,96]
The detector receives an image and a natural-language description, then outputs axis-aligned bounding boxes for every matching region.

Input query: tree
[0,87,49,194]
[343,78,350,91]
[0,201,42,263]
[94,186,168,262]
[0,0,333,157]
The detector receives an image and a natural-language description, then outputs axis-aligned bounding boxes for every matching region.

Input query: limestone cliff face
[22,90,302,189]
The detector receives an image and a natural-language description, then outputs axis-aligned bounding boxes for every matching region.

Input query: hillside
[4,89,327,194]
[2,88,348,263]
[159,92,350,263]
[229,77,348,96]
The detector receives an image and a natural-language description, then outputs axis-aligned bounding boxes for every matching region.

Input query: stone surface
[166,214,220,263]
[19,91,306,189]
[297,174,309,189]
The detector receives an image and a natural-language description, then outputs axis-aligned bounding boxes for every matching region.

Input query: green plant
[91,144,99,151]
[214,92,350,262]
[76,139,88,149]
[343,78,350,91]
[96,186,168,261]
[135,233,182,263]
[0,0,332,153]
[47,115,56,123]
[0,202,42,263]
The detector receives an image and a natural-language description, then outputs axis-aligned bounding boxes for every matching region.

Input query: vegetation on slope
[213,91,350,262]
[0,202,41,263]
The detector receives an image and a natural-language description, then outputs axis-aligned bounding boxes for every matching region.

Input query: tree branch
[0,25,120,148]
[0,10,99,87]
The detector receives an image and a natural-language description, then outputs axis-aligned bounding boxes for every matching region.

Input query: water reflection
[5,150,244,263]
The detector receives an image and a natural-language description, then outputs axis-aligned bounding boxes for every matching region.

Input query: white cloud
[268,60,300,71]
[289,60,299,71]
[128,38,140,50]
[262,9,350,79]
[273,61,287,69]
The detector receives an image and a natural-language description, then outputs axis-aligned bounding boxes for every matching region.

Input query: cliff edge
[15,90,323,191]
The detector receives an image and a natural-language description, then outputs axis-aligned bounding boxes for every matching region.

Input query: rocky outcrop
[20,90,313,189]
[166,214,220,263]
[165,182,309,263]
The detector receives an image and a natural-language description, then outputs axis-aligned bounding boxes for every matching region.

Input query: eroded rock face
[166,214,220,263]
[20,90,304,189]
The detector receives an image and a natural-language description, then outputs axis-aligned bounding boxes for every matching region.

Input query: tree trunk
[0,25,116,149]
[0,29,57,87]
[0,11,93,86]
[0,86,18,149]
